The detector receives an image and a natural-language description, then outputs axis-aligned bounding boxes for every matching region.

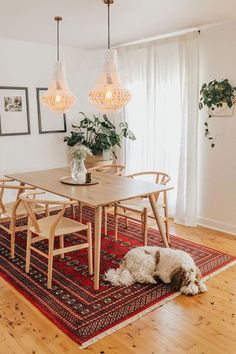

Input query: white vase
[70,158,87,182]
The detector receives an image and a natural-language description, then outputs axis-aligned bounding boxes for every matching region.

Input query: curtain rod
[115,20,232,49]
[115,27,200,49]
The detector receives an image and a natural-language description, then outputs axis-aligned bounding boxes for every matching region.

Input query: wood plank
[6,168,173,207]
[0,221,236,353]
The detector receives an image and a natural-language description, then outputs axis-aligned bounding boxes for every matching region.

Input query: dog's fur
[104,246,207,296]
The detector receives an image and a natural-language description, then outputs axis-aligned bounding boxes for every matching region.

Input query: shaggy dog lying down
[104,246,207,296]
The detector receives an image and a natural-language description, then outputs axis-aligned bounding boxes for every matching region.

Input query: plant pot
[85,151,114,169]
[210,102,235,117]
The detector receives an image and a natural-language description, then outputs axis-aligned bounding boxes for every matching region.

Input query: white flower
[71,144,92,160]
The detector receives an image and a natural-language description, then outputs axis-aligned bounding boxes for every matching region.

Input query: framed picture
[0,86,30,136]
[36,88,67,134]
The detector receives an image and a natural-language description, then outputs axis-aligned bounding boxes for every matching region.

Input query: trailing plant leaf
[199,79,236,147]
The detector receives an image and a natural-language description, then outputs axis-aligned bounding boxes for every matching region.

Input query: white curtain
[117,32,199,226]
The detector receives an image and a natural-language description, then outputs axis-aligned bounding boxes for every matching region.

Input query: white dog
[104,246,207,296]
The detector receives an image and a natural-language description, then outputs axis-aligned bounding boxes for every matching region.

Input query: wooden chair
[0,178,42,258]
[114,171,171,245]
[20,191,93,289]
[88,164,125,176]
[78,164,125,236]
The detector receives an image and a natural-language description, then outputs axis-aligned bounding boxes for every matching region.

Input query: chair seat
[0,201,43,219]
[118,198,163,217]
[30,215,88,238]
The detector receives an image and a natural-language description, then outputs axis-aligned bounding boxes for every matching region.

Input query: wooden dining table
[6,167,173,290]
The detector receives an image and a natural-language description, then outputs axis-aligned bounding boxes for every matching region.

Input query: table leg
[94,205,102,290]
[148,193,169,248]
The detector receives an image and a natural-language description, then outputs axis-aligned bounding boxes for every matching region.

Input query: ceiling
[0,0,236,49]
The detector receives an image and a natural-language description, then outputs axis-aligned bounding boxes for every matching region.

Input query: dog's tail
[104,267,134,286]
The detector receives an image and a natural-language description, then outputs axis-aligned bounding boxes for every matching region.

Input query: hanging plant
[199,79,236,147]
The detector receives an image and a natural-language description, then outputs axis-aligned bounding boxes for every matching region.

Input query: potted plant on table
[64,112,136,167]
[199,79,236,147]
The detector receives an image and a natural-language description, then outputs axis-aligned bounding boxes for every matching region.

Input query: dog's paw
[181,284,199,296]
[198,282,207,293]
[136,275,157,284]
[148,277,157,284]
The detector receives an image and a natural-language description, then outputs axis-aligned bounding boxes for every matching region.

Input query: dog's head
[170,266,200,291]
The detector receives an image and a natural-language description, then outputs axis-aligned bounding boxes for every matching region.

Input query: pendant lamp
[88,0,131,111]
[41,17,76,113]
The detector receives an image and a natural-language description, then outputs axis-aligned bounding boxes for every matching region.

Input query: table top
[6,167,173,207]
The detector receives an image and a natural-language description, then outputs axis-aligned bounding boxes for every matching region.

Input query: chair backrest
[19,191,77,236]
[88,164,125,176]
[0,178,34,215]
[126,171,170,185]
[126,171,171,202]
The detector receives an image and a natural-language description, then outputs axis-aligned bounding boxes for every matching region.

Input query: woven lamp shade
[41,61,76,113]
[88,49,131,111]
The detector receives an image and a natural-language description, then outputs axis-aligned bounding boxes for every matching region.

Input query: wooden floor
[0,221,236,354]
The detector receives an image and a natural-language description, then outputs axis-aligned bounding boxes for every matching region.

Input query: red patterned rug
[0,206,235,348]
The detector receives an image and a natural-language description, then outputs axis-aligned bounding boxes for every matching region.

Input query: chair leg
[25,229,32,273]
[71,203,75,219]
[104,206,108,236]
[47,238,54,289]
[79,202,82,222]
[143,208,148,246]
[59,235,64,259]
[10,214,17,259]
[46,204,50,217]
[124,209,129,228]
[87,222,93,275]
[10,228,16,259]
[114,203,118,241]
[163,191,170,244]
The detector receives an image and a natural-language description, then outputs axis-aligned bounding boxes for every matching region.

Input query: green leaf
[64,112,136,153]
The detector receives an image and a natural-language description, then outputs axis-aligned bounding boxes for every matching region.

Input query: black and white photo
[0,86,30,136]
[4,96,22,112]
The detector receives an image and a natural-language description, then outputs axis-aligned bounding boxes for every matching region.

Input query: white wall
[3,24,235,235]
[0,38,102,200]
[198,22,236,235]
[0,40,101,170]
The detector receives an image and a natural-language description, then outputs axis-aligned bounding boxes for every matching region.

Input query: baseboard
[197,216,236,236]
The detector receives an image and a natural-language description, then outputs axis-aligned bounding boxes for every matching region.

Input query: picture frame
[36,88,67,134]
[0,86,30,136]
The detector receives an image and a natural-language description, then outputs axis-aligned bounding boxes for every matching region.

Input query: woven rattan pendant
[88,0,131,111]
[41,17,76,113]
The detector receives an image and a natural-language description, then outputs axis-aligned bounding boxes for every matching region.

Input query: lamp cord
[107,3,111,50]
[57,19,60,61]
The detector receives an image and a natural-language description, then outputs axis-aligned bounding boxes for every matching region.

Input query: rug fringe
[80,259,236,349]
